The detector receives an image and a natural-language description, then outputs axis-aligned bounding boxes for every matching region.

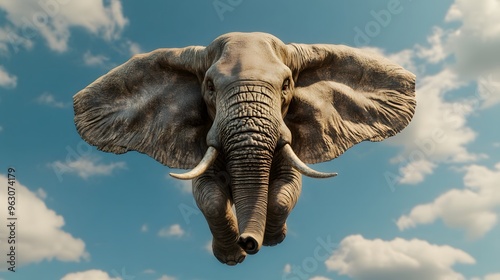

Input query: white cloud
[0,126,3,133]
[397,162,500,239]
[157,275,176,280]
[388,69,484,184]
[36,92,67,108]
[412,0,500,104]
[61,270,121,280]
[0,0,128,52]
[35,188,47,199]
[283,263,292,274]
[0,26,34,55]
[416,27,450,64]
[484,274,500,280]
[472,274,500,280]
[478,73,500,108]
[445,0,500,77]
[325,235,475,280]
[158,224,185,238]
[382,0,500,185]
[0,65,17,88]
[0,175,88,269]
[141,224,148,233]
[396,159,436,185]
[125,40,142,55]
[309,276,332,280]
[204,240,213,253]
[50,156,126,180]
[451,0,500,26]
[83,51,110,67]
[410,0,500,78]
[143,269,155,274]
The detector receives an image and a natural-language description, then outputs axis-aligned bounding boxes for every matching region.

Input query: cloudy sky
[1,0,499,279]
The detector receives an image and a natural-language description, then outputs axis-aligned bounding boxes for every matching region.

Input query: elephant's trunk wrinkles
[219,85,280,254]
[228,157,271,254]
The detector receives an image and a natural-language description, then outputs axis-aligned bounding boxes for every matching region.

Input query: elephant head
[73,32,416,265]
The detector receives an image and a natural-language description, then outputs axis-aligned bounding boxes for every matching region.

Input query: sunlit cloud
[326,235,474,280]
[157,275,177,280]
[50,156,126,180]
[83,50,110,67]
[61,270,121,280]
[36,92,68,108]
[0,0,128,52]
[158,224,185,238]
[0,65,17,88]
[397,162,500,239]
[0,175,88,269]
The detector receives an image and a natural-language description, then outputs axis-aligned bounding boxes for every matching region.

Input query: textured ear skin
[73,47,211,169]
[285,44,416,164]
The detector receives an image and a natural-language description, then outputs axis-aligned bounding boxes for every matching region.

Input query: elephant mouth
[170,144,337,179]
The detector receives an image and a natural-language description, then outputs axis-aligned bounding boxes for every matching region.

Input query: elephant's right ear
[74,47,210,169]
[284,44,416,164]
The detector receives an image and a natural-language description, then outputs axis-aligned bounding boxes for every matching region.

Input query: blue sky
[1,0,500,279]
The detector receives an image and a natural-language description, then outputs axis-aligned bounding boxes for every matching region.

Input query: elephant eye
[207,80,215,92]
[282,79,290,91]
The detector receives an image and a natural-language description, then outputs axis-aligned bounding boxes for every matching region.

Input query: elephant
[73,32,416,265]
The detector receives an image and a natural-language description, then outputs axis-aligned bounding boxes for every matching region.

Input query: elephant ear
[73,47,210,169]
[285,44,416,164]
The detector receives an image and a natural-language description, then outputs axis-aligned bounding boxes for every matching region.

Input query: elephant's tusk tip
[309,171,338,178]
[282,144,339,179]
[169,172,191,180]
[324,172,338,178]
[169,146,219,180]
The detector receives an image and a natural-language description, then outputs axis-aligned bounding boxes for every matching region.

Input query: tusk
[282,144,337,178]
[170,146,219,180]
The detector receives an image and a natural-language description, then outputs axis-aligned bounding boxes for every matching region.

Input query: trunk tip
[238,234,261,255]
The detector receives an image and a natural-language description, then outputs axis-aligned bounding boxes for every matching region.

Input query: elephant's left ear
[284,44,416,164]
[74,47,211,169]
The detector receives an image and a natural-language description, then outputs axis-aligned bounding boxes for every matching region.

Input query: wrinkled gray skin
[73,32,416,265]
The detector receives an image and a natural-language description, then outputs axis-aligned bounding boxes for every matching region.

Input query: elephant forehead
[211,32,286,56]
[208,33,290,83]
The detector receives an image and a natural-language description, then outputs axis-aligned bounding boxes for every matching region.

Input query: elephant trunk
[227,155,271,254]
[218,84,281,254]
